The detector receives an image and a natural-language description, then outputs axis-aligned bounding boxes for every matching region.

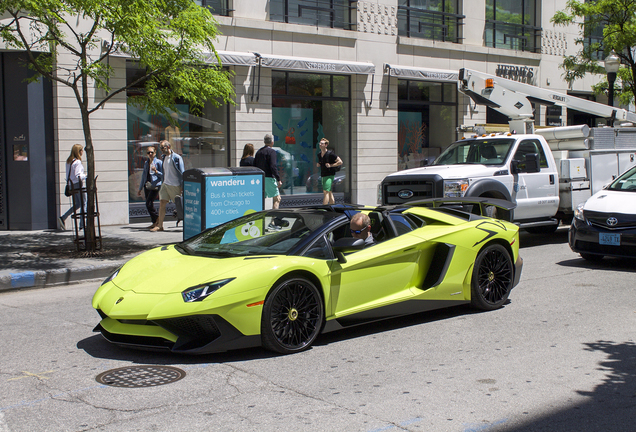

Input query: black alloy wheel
[261,277,324,354]
[471,244,513,311]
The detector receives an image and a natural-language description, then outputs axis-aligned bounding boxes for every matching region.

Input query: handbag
[64,166,73,196]
[145,181,159,191]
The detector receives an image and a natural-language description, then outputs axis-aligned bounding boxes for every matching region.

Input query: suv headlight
[574,202,585,221]
[182,278,235,302]
[444,179,469,197]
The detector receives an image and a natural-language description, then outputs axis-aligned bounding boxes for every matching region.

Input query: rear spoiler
[405,197,516,222]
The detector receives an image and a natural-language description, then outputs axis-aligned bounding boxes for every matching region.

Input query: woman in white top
[58,144,87,230]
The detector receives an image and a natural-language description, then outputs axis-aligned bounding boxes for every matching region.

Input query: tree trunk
[79,70,98,253]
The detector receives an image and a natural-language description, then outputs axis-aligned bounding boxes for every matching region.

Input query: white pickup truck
[380,127,636,233]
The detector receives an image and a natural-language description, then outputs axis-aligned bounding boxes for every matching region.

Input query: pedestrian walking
[137,145,163,229]
[240,143,255,166]
[316,138,342,205]
[151,140,184,232]
[254,134,282,209]
[58,144,87,231]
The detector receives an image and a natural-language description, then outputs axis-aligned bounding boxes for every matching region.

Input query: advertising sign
[183,167,264,240]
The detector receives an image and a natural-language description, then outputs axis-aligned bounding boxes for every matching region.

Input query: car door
[512,139,560,220]
[327,216,424,319]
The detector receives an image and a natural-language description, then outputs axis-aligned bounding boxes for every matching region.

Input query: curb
[0,262,124,292]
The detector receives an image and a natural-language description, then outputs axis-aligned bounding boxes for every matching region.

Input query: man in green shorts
[316,138,343,205]
[254,134,282,209]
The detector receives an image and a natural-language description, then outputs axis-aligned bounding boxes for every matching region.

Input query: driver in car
[350,213,376,247]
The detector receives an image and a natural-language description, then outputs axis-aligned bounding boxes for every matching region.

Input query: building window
[271,71,350,198]
[584,18,605,60]
[126,62,229,214]
[485,0,541,52]
[194,0,232,16]
[397,80,457,170]
[270,0,356,30]
[397,0,464,43]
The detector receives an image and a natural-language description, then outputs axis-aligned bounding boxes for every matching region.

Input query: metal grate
[96,365,186,388]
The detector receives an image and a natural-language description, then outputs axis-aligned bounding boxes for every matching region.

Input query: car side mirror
[332,237,365,263]
[524,153,541,173]
[510,159,520,174]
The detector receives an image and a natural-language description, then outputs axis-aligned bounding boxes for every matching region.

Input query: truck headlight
[574,202,585,221]
[444,179,469,197]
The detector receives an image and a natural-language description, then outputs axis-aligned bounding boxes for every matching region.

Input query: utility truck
[380,68,636,233]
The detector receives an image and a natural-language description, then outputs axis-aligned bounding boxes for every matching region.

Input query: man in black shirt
[316,138,343,205]
[254,134,282,209]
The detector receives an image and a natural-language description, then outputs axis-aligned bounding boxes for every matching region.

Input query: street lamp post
[604,50,620,108]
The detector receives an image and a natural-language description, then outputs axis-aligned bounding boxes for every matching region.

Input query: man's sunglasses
[147,151,155,154]
[350,226,369,234]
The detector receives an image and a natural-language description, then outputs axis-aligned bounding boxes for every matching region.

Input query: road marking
[7,371,53,381]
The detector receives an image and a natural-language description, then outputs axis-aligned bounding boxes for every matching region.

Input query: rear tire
[261,277,324,354]
[471,244,513,311]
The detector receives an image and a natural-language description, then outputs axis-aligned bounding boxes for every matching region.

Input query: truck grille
[382,177,440,205]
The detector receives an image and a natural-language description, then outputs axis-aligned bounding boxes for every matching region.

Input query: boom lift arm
[458,68,636,129]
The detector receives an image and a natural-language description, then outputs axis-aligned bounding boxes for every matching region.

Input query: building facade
[0,0,611,229]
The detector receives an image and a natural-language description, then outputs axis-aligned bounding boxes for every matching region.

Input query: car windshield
[433,138,514,166]
[179,210,341,257]
[607,166,636,191]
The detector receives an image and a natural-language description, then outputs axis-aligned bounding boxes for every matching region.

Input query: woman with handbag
[58,144,87,231]
[137,145,163,229]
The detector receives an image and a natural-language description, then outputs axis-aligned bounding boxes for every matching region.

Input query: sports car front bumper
[94,312,261,354]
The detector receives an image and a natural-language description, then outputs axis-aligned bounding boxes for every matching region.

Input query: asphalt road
[1,228,635,432]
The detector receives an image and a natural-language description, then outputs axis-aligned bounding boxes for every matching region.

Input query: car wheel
[580,253,604,262]
[261,277,324,354]
[471,244,513,311]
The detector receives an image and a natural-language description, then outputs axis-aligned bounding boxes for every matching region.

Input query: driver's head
[350,213,371,240]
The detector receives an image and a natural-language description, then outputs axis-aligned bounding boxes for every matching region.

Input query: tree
[551,0,636,105]
[0,0,235,252]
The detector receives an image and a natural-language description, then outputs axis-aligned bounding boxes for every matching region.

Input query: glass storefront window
[126,62,229,211]
[271,71,350,198]
[485,0,541,52]
[398,79,457,171]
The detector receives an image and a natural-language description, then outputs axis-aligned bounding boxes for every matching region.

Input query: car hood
[583,190,636,213]
[112,245,271,294]
[385,164,502,179]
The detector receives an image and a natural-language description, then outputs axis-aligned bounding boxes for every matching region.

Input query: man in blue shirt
[138,145,163,229]
[151,140,184,232]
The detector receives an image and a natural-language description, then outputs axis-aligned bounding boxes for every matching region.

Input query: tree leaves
[551,0,636,104]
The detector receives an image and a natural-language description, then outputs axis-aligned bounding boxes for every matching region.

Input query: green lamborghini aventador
[93,198,522,355]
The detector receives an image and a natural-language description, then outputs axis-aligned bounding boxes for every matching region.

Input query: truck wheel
[525,225,559,234]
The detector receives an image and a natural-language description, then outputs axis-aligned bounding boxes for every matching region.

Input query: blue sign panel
[183,180,202,240]
[204,174,263,229]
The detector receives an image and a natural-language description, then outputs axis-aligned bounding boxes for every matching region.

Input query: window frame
[485,0,541,53]
[397,0,465,43]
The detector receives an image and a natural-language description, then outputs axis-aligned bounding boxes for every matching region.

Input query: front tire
[471,244,513,311]
[261,277,324,354]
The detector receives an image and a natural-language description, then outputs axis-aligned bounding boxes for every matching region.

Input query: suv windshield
[179,210,342,257]
[607,166,636,191]
[434,138,514,166]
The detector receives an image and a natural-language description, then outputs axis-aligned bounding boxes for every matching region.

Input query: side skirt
[322,299,468,333]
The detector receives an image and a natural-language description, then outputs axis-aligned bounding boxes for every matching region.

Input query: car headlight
[182,278,235,303]
[101,267,121,286]
[444,179,469,197]
[574,202,585,221]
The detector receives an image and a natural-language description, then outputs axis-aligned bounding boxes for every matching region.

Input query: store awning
[260,54,375,75]
[211,51,257,67]
[384,64,458,82]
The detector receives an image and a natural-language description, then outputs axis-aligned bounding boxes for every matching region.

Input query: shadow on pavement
[497,340,636,432]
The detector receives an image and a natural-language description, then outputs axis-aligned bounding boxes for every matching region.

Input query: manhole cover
[96,365,186,388]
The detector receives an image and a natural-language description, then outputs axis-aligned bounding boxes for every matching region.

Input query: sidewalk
[0,222,183,292]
